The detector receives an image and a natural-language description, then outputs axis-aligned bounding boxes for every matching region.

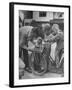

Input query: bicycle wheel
[30,52,47,76]
[57,51,64,74]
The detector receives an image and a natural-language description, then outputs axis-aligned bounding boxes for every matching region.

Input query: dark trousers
[23,48,29,68]
[19,47,29,68]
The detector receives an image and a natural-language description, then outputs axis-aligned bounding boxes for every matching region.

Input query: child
[33,37,44,72]
[35,37,44,53]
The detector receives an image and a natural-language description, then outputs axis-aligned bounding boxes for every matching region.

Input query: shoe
[38,67,44,73]
[25,67,32,73]
[56,64,60,68]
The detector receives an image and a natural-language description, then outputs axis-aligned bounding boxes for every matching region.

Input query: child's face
[37,39,42,45]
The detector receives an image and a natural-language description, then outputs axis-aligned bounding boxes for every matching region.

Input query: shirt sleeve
[48,32,64,42]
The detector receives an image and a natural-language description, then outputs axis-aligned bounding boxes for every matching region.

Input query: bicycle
[29,42,51,76]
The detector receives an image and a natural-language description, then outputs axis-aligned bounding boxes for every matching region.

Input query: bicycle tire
[30,52,47,76]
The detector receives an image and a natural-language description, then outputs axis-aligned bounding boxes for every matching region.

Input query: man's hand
[23,46,28,50]
[44,39,51,42]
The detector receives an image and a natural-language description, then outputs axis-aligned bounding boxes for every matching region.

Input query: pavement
[22,70,63,79]
[21,60,64,79]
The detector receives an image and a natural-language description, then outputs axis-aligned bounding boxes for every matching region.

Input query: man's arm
[47,32,63,42]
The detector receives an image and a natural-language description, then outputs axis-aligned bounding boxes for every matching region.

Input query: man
[19,26,33,72]
[46,24,64,68]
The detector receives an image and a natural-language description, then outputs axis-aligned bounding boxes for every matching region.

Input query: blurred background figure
[42,24,51,39]
[19,11,25,28]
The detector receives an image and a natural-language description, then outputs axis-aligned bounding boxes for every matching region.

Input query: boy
[46,24,64,68]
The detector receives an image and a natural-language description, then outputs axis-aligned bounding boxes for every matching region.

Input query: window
[39,12,46,17]
[25,11,33,19]
[53,12,64,19]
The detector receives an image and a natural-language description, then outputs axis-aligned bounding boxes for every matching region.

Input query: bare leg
[55,49,59,68]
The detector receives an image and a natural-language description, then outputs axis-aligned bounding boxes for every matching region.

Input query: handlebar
[22,46,43,53]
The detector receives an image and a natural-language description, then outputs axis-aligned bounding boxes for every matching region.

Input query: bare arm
[46,32,63,42]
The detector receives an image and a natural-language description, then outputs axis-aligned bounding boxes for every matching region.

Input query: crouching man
[19,26,33,72]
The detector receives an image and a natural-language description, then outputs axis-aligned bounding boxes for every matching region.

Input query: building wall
[33,11,53,22]
[23,11,64,25]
